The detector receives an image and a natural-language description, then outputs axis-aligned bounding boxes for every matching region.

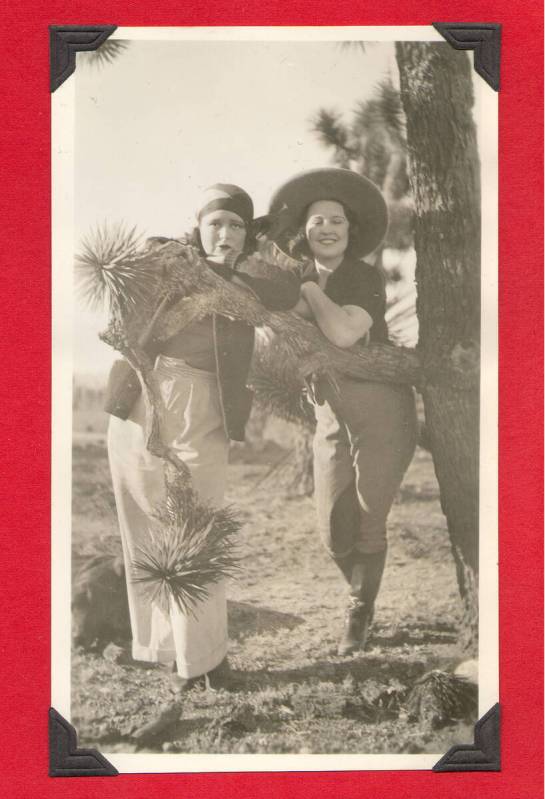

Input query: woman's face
[305,200,349,265]
[199,209,247,263]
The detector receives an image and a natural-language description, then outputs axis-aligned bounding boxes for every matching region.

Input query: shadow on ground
[228,600,305,640]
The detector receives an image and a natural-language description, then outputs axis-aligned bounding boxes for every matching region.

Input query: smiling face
[305,200,350,268]
[199,209,247,263]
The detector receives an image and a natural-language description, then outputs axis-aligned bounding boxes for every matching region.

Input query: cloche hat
[196,183,254,226]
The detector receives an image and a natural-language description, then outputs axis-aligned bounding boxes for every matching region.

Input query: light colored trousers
[108,355,229,678]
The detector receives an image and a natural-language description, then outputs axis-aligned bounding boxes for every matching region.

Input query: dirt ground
[71,420,475,756]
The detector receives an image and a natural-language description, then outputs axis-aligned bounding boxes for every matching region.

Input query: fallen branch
[99,239,423,391]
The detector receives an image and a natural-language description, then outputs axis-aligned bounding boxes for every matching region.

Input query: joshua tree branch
[99,240,477,498]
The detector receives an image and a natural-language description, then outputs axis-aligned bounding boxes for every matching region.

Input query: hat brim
[268,168,388,258]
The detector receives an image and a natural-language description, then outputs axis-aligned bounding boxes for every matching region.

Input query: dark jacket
[104,246,298,441]
[208,255,298,440]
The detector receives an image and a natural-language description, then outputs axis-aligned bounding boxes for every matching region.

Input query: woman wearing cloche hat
[269,168,418,656]
[106,183,298,711]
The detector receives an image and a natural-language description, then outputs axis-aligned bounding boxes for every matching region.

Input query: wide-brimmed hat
[268,168,388,257]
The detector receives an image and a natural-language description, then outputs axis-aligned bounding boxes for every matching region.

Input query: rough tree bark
[396,43,480,654]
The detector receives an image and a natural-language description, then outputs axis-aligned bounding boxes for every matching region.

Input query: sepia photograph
[51,26,498,771]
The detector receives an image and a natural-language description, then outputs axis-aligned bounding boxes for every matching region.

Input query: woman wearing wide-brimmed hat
[269,168,418,655]
[106,184,298,702]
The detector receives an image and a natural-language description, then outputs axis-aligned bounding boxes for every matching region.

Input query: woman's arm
[292,293,314,320]
[301,281,373,348]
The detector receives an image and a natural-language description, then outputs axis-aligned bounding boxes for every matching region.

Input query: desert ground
[70,400,475,756]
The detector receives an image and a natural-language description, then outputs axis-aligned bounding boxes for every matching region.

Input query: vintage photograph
[52,27,498,769]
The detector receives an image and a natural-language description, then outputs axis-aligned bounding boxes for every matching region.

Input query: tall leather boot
[337,549,387,656]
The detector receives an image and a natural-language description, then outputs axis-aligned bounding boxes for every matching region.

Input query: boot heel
[337,600,373,656]
[335,550,386,655]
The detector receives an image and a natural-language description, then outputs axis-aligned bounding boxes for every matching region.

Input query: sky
[73,38,396,377]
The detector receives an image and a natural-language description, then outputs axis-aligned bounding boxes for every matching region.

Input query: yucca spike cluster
[75,222,157,317]
[407,669,477,728]
[130,465,241,616]
[250,337,315,429]
[131,494,242,617]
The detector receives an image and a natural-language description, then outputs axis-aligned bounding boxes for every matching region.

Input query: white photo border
[51,24,498,774]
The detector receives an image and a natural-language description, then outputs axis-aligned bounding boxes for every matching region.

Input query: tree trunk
[396,43,480,654]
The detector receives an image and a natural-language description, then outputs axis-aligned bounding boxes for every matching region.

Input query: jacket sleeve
[233,255,299,311]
